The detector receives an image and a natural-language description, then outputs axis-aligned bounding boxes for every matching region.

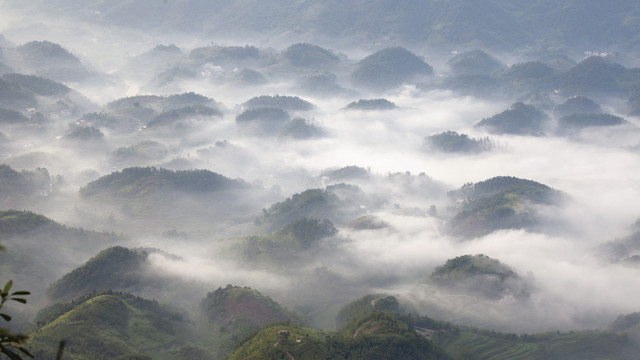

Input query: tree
[0,280,32,359]
[278,330,290,345]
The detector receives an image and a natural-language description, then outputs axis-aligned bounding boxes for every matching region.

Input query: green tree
[0,280,32,359]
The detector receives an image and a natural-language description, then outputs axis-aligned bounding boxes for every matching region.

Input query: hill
[232,218,338,268]
[429,254,528,300]
[351,47,433,90]
[241,95,314,112]
[257,188,366,231]
[0,210,122,307]
[446,49,505,76]
[475,102,550,135]
[554,96,602,117]
[0,164,56,207]
[335,294,400,329]
[46,246,150,302]
[424,131,494,154]
[447,176,562,238]
[79,167,246,199]
[28,292,196,359]
[282,43,340,69]
[198,285,306,357]
[557,113,628,130]
[227,312,450,360]
[344,99,397,111]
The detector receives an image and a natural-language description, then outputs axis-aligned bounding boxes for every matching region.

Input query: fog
[2,2,640,338]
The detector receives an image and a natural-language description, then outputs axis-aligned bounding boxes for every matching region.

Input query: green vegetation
[228,312,450,360]
[0,166,55,207]
[335,294,400,329]
[28,292,191,360]
[345,98,397,111]
[447,176,560,237]
[0,280,32,359]
[258,189,342,231]
[429,254,525,299]
[424,131,493,153]
[351,47,433,89]
[46,247,148,302]
[242,95,314,111]
[79,167,245,199]
[475,102,550,135]
[347,215,389,230]
[235,218,337,267]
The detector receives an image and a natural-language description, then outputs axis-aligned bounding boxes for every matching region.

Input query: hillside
[28,292,196,359]
[227,312,450,360]
[198,285,305,357]
[447,176,562,238]
[475,102,550,135]
[232,218,338,268]
[351,47,433,90]
[79,167,246,199]
[429,254,529,300]
[46,246,150,302]
[424,131,494,154]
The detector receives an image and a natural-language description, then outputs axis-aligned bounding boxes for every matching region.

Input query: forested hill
[15,0,640,52]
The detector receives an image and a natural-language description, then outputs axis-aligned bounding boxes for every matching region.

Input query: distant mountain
[475,102,550,135]
[0,164,60,209]
[257,188,365,231]
[559,56,640,96]
[447,176,562,238]
[232,218,338,268]
[282,43,340,69]
[23,0,640,52]
[351,47,433,90]
[553,96,602,117]
[424,131,494,154]
[79,167,246,199]
[557,113,629,131]
[108,140,169,166]
[446,49,506,76]
[0,210,122,303]
[344,98,397,111]
[241,95,314,111]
